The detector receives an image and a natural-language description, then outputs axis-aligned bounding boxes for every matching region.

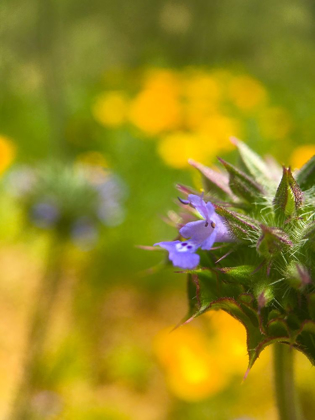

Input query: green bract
[179,140,315,371]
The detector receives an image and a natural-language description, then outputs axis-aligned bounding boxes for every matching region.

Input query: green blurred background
[1,0,315,419]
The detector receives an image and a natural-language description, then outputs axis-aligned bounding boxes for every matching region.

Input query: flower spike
[152,144,315,371]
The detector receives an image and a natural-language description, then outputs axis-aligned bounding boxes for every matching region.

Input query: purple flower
[179,194,231,250]
[155,194,232,269]
[154,240,200,269]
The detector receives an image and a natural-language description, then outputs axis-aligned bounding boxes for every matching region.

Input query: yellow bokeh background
[93,68,295,169]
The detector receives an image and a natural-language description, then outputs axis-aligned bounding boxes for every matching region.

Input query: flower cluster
[155,194,232,269]
[6,159,127,249]
[153,139,315,372]
[93,68,293,168]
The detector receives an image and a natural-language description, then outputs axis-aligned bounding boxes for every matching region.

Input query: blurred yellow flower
[93,92,128,127]
[154,325,228,401]
[142,69,181,94]
[154,311,250,401]
[76,151,109,168]
[197,114,240,153]
[0,135,16,174]
[157,115,239,168]
[182,74,221,129]
[157,132,206,168]
[94,67,292,169]
[129,70,181,136]
[206,310,248,376]
[76,151,109,185]
[183,73,220,103]
[229,76,267,111]
[290,144,315,169]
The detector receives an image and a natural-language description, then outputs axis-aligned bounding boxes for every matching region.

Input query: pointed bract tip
[243,367,251,381]
[217,156,227,166]
[229,136,240,146]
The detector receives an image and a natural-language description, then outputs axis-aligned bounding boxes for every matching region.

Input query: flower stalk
[10,233,66,420]
[273,344,304,420]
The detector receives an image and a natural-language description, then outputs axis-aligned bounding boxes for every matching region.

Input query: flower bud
[285,262,311,290]
[273,167,303,220]
[256,287,274,309]
[256,225,292,258]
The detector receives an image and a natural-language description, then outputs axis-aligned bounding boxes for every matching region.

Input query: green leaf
[273,167,303,220]
[232,137,275,189]
[218,157,265,202]
[308,294,315,321]
[188,159,236,200]
[302,221,315,251]
[295,320,315,365]
[296,155,315,190]
[256,225,293,258]
[238,293,255,304]
[185,276,267,370]
[186,271,221,321]
[185,269,243,322]
[248,337,292,370]
[267,318,290,337]
[214,205,260,241]
[217,265,257,286]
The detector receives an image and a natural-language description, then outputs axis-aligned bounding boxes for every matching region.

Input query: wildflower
[155,240,200,269]
[155,194,231,269]
[7,162,127,246]
[154,140,315,379]
[179,194,232,249]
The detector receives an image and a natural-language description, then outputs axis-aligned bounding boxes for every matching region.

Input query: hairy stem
[273,343,304,420]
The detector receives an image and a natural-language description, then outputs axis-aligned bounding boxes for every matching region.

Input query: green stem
[9,235,66,420]
[38,0,68,160]
[273,343,304,420]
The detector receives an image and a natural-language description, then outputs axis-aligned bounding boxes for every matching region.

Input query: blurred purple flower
[31,202,60,228]
[97,200,125,227]
[71,217,99,250]
[95,175,127,226]
[6,166,37,197]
